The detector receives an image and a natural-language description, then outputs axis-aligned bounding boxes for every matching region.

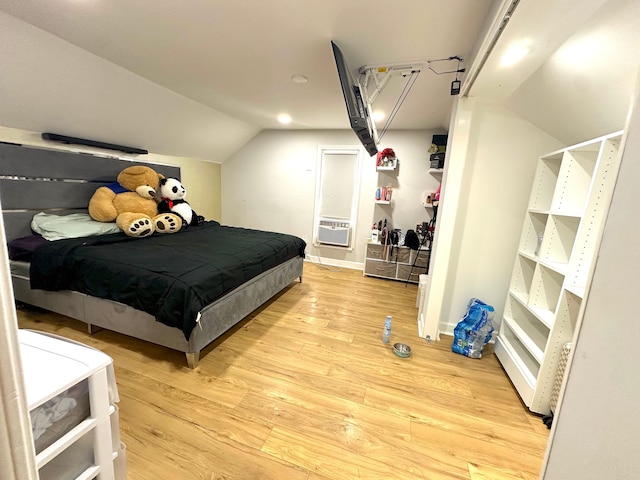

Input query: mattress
[10,259,30,278]
[7,233,47,261]
[28,221,306,340]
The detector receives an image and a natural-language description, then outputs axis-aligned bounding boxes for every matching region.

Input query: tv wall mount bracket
[358,56,464,141]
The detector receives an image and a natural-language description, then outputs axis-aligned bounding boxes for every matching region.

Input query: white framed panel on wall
[312,146,362,249]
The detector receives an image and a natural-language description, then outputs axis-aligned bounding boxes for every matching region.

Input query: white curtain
[319,152,358,219]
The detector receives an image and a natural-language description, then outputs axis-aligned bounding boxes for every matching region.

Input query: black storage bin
[430,152,445,169]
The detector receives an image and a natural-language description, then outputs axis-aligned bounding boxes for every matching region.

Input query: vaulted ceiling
[1,0,638,161]
[0,0,494,160]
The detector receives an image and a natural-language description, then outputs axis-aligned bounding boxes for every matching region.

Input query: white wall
[0,125,223,222]
[0,11,258,163]
[503,0,639,147]
[222,129,440,266]
[428,100,563,335]
[424,0,640,475]
[426,0,639,338]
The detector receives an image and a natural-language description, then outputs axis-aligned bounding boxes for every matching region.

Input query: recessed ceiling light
[278,114,292,124]
[373,111,385,122]
[291,74,308,84]
[501,39,532,67]
[553,33,605,71]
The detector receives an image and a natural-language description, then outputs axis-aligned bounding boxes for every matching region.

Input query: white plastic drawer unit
[19,329,118,480]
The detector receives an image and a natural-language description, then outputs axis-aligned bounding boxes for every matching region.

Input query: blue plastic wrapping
[452,298,495,358]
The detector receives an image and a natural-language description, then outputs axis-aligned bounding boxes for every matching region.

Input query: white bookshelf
[495,131,623,414]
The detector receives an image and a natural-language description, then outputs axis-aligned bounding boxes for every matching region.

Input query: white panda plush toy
[157,177,204,227]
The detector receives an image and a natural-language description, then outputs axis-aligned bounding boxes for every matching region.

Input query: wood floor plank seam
[16,262,549,479]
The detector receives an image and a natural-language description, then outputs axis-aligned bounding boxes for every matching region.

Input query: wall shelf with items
[422,160,442,206]
[376,156,398,171]
[495,131,623,415]
[374,154,395,205]
[375,185,392,204]
[427,168,443,202]
[421,190,437,208]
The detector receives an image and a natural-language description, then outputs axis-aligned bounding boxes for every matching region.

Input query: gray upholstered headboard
[0,142,180,241]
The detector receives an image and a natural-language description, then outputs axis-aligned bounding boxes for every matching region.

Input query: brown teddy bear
[88,165,184,238]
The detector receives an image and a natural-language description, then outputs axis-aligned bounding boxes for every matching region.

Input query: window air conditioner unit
[317,220,351,247]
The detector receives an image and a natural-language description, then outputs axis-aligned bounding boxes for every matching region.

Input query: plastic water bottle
[465,330,484,359]
[466,324,490,358]
[382,315,392,343]
[534,232,544,256]
[467,314,495,359]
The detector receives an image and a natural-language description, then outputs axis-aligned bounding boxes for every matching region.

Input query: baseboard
[303,255,363,271]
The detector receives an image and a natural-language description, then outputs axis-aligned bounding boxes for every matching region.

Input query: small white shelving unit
[19,330,125,480]
[495,131,624,414]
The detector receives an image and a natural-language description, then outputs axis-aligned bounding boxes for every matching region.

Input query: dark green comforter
[30,221,306,340]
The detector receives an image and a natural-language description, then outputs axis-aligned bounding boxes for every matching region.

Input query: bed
[1,141,305,368]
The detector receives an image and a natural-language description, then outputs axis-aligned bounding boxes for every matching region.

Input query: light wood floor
[17,262,549,480]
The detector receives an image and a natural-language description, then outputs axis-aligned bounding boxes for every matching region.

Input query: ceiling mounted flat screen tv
[331,41,378,157]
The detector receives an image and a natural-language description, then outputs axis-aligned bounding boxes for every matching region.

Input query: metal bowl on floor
[393,342,411,358]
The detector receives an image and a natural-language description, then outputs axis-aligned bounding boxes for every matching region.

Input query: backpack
[404,229,420,250]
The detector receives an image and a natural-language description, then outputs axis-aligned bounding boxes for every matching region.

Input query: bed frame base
[185,352,200,369]
[88,324,104,335]
[11,257,303,368]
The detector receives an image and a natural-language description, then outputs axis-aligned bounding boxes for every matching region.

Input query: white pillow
[31,212,121,241]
